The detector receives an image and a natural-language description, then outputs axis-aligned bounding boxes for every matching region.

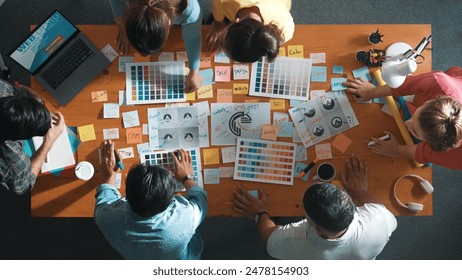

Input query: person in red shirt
[343,67,462,170]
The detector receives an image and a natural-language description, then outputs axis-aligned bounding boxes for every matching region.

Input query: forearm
[396,144,418,160]
[370,85,392,99]
[29,142,52,177]
[258,214,281,241]
[182,23,202,70]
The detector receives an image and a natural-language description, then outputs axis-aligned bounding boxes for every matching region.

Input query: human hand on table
[340,154,368,193]
[114,16,130,55]
[185,69,203,93]
[368,131,401,157]
[343,78,376,102]
[231,187,268,219]
[101,140,121,185]
[206,20,228,53]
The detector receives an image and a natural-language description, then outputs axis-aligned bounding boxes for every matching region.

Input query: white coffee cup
[312,162,336,182]
[75,161,95,181]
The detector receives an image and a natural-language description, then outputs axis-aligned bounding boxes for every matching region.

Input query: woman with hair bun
[206,0,294,63]
[343,67,462,170]
[109,0,204,92]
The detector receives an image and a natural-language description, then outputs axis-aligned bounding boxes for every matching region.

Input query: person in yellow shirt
[206,0,294,63]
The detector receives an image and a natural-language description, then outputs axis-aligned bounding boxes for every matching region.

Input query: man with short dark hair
[231,154,397,259]
[94,141,208,259]
[0,79,65,194]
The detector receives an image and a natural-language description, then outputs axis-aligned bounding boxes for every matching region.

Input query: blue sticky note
[311,66,327,82]
[204,168,220,184]
[352,66,372,81]
[290,99,305,107]
[294,162,311,181]
[333,65,344,74]
[199,68,214,86]
[331,78,348,91]
[248,190,259,199]
[373,97,387,104]
[277,121,294,137]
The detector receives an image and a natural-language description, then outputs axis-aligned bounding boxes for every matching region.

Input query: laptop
[8,10,110,106]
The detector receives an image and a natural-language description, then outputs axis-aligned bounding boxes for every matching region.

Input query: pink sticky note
[331,133,352,154]
[216,88,233,103]
[215,66,231,82]
[315,143,332,159]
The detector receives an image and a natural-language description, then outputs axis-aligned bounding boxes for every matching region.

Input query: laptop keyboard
[41,38,93,89]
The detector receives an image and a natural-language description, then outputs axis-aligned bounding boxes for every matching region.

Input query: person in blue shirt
[108,0,204,92]
[94,140,208,259]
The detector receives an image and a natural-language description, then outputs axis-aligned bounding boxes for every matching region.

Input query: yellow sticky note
[200,53,212,68]
[78,124,96,142]
[279,47,286,56]
[233,83,249,95]
[91,90,108,102]
[270,99,286,110]
[261,124,279,141]
[197,84,213,99]
[203,148,220,165]
[185,91,196,101]
[134,52,150,62]
[288,45,304,58]
[216,88,233,103]
[126,127,143,144]
[331,133,352,154]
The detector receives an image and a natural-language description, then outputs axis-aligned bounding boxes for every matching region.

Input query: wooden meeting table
[31,24,432,217]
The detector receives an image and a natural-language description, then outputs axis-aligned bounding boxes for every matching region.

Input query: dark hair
[0,94,51,142]
[303,183,355,233]
[125,0,186,56]
[125,164,176,217]
[419,96,462,152]
[223,18,282,63]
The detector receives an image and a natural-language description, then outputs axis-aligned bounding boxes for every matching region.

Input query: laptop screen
[9,10,78,74]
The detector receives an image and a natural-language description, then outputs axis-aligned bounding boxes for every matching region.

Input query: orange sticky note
[215,66,231,82]
[331,133,352,154]
[216,88,233,103]
[126,127,143,144]
[200,53,212,68]
[270,99,286,110]
[203,148,220,165]
[233,83,249,95]
[197,84,213,99]
[185,91,196,101]
[315,143,333,160]
[279,47,286,56]
[91,90,108,102]
[245,98,259,103]
[78,124,96,142]
[134,52,150,62]
[261,124,279,141]
[288,45,304,58]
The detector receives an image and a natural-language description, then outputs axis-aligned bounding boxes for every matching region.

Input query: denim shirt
[108,0,202,70]
[94,183,208,259]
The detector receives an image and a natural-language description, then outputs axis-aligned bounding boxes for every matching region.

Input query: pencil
[297,158,319,179]
[114,150,124,170]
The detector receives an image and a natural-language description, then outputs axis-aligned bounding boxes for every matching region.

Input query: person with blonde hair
[109,0,204,92]
[206,0,294,63]
[343,67,462,170]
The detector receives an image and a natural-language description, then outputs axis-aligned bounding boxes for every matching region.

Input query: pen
[114,150,124,170]
[297,158,319,179]
[367,134,391,146]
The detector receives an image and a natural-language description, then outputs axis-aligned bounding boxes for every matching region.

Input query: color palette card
[249,56,312,101]
[289,91,359,148]
[125,61,186,105]
[234,137,296,186]
[139,148,203,191]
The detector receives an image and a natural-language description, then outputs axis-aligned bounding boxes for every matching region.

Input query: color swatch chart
[139,148,203,191]
[234,138,296,186]
[125,61,186,105]
[249,56,312,101]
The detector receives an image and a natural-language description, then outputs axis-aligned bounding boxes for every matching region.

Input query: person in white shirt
[231,154,397,260]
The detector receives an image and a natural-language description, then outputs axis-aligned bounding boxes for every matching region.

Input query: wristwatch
[182,174,195,183]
